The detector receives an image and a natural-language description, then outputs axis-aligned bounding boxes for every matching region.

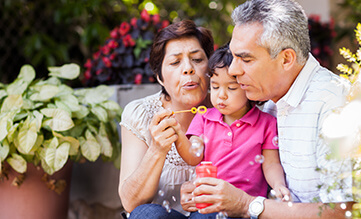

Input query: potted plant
[82,9,170,87]
[0,63,122,219]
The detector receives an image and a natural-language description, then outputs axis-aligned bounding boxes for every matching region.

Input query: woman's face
[160,37,209,109]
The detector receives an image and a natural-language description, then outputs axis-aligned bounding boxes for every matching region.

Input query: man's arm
[191,177,354,219]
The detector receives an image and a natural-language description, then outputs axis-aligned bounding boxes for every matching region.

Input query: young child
[174,44,290,200]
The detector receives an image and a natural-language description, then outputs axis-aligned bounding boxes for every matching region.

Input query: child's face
[210,67,249,118]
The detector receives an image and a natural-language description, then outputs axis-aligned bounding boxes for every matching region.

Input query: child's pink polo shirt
[186,107,278,197]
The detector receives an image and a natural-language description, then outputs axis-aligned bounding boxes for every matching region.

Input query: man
[181,0,353,218]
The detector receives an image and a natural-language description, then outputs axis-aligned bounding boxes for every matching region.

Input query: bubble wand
[172,106,207,115]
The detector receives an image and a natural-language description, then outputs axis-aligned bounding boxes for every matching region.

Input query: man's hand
[192,177,254,217]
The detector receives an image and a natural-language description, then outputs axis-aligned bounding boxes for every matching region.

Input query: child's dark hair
[208,43,265,106]
[208,43,232,77]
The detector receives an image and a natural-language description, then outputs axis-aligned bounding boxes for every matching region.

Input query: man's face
[229,23,286,102]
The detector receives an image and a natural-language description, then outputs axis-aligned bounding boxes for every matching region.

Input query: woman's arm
[262,149,290,199]
[118,110,178,212]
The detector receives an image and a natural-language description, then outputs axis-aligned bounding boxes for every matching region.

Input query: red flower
[135,73,142,84]
[84,59,92,69]
[161,20,170,29]
[96,69,103,75]
[122,34,136,47]
[140,9,150,22]
[101,45,111,55]
[144,57,149,63]
[152,14,160,24]
[119,22,131,36]
[110,53,116,60]
[131,18,138,28]
[93,51,100,60]
[110,28,119,38]
[84,69,92,79]
[102,57,112,68]
[108,40,119,49]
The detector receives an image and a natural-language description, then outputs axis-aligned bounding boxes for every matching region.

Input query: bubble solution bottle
[195,161,217,209]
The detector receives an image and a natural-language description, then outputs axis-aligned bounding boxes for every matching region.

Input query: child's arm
[173,123,203,166]
[262,149,291,201]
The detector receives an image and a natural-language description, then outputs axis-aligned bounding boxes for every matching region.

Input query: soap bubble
[216,211,228,219]
[268,189,281,201]
[162,200,171,213]
[272,136,279,147]
[345,210,352,218]
[255,155,265,164]
[172,196,177,202]
[190,138,203,157]
[340,203,347,210]
[158,190,164,197]
[287,202,293,207]
[188,168,196,181]
[249,161,254,166]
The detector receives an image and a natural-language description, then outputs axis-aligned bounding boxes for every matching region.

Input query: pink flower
[102,57,112,68]
[161,20,170,29]
[84,59,92,69]
[122,34,136,47]
[152,14,160,24]
[141,9,150,22]
[101,45,111,55]
[135,73,142,84]
[119,22,131,36]
[84,69,92,79]
[108,40,119,49]
[131,18,138,28]
[93,51,100,59]
[110,53,116,60]
[110,28,119,38]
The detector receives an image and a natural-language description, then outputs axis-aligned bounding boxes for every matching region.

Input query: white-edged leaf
[91,106,108,122]
[101,100,122,112]
[0,139,10,161]
[76,85,114,105]
[7,123,19,143]
[72,105,89,119]
[57,95,80,112]
[45,141,70,172]
[33,110,44,132]
[18,64,36,82]
[96,123,113,157]
[48,63,80,80]
[18,116,38,154]
[6,153,27,173]
[0,111,16,142]
[29,84,60,101]
[41,108,74,131]
[0,90,7,100]
[80,130,100,161]
[53,131,79,156]
[1,94,23,113]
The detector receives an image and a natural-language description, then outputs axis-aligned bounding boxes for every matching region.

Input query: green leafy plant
[0,63,122,192]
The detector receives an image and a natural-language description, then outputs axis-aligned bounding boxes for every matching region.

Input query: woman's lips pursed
[182,81,199,90]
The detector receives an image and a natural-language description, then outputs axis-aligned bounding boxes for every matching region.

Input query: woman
[118,20,214,218]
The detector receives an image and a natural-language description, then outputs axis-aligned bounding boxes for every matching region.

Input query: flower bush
[308,15,336,69]
[321,23,361,217]
[83,9,170,87]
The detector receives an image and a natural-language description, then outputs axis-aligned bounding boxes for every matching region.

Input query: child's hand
[272,185,291,202]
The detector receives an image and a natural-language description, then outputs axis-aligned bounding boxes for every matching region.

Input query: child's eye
[211,86,219,90]
[229,87,238,90]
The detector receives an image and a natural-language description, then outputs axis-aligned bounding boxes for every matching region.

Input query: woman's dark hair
[149,20,214,98]
[208,43,264,106]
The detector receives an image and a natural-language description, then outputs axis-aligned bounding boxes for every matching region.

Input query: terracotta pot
[0,161,72,219]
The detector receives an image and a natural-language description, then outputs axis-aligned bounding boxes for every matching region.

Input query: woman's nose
[183,61,195,75]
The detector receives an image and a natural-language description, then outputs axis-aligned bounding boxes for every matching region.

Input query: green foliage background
[0,0,242,86]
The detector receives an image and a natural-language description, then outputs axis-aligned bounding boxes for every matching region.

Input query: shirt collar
[203,106,260,126]
[279,53,319,108]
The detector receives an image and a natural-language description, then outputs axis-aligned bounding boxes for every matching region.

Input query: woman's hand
[180,181,198,212]
[149,109,179,154]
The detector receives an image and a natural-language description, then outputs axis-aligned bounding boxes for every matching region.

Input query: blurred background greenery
[0,0,359,86]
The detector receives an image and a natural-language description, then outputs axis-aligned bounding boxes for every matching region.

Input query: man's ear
[280,48,297,71]
[156,74,164,86]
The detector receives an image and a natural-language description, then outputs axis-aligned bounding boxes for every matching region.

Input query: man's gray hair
[232,0,310,64]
